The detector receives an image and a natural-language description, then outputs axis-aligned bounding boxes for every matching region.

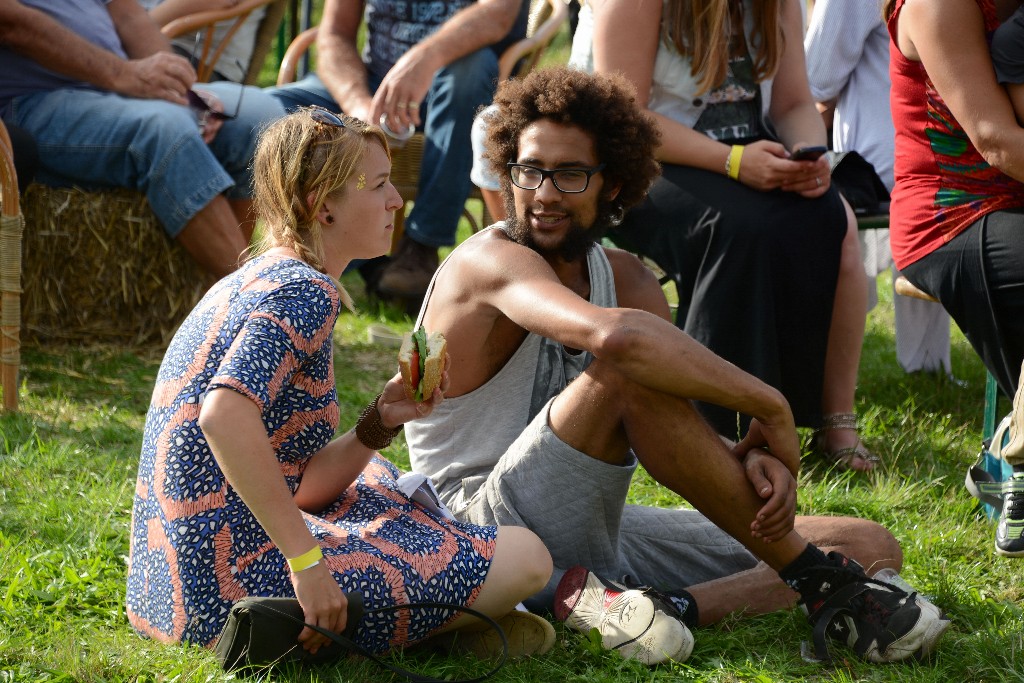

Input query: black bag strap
[244,598,508,683]
[966,452,1006,510]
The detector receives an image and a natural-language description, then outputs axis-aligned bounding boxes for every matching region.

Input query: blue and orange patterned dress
[126,253,497,652]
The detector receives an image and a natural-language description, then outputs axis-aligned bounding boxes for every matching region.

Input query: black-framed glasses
[507,162,606,193]
[308,106,347,129]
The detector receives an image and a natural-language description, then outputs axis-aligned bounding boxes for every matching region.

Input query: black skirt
[612,162,846,439]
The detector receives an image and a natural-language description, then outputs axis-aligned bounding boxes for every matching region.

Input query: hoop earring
[325,214,335,224]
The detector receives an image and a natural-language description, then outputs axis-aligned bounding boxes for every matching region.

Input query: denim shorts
[7,83,284,238]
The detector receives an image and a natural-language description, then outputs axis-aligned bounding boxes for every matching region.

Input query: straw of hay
[21,185,205,345]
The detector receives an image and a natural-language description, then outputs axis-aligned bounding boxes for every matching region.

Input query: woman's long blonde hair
[662,0,783,96]
[250,108,390,273]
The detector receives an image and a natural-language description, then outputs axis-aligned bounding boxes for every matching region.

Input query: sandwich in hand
[399,327,447,401]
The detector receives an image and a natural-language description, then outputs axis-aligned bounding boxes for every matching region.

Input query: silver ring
[815,177,822,188]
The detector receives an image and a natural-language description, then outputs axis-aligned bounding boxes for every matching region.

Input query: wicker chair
[161,0,289,85]
[276,0,570,245]
[0,120,23,411]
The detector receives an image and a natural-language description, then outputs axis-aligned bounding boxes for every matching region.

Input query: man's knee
[556,361,633,424]
[855,519,903,571]
[795,515,903,573]
[581,359,703,419]
[266,74,337,114]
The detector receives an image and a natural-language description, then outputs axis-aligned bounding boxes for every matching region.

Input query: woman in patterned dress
[126,107,552,656]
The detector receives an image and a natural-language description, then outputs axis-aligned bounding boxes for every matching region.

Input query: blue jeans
[269,49,498,248]
[6,83,284,238]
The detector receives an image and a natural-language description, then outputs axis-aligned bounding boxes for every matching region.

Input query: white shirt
[805,0,951,374]
[570,0,773,130]
[139,0,265,82]
[804,0,894,190]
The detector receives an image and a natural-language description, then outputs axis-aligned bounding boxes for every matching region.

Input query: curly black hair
[485,66,661,214]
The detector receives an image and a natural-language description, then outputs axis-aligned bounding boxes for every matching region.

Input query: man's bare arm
[610,248,801,490]
[316,0,374,121]
[369,0,520,128]
[0,0,194,103]
[478,240,793,424]
[404,0,520,76]
[108,0,174,59]
[492,245,801,473]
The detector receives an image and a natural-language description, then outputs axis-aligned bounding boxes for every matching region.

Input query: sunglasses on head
[300,107,348,174]
[308,106,347,128]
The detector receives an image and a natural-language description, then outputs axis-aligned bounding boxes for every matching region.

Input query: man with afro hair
[406,67,948,666]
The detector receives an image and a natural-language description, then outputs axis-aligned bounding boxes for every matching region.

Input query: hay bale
[21,185,204,345]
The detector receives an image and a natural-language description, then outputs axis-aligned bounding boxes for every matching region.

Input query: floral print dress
[126,253,496,652]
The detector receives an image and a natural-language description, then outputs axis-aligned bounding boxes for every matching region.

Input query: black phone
[791,145,828,161]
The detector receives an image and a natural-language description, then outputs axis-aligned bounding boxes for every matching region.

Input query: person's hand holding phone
[781,144,830,197]
[790,145,827,161]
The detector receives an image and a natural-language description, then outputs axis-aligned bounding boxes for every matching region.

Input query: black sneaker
[796,553,949,663]
[996,473,1024,556]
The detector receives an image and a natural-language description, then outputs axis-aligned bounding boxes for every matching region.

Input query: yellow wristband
[286,545,323,573]
[727,145,744,180]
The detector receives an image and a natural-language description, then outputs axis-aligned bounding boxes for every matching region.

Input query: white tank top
[406,226,618,513]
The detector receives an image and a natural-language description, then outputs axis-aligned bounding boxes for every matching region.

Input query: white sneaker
[553,566,694,665]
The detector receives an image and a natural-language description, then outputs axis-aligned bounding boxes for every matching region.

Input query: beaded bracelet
[355,393,403,450]
[287,545,323,573]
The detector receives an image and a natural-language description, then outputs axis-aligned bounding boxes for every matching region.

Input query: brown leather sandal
[814,412,881,471]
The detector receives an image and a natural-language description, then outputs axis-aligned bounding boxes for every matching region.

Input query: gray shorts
[462,399,758,606]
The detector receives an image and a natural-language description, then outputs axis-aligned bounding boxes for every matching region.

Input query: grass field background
[2,263,1024,682]
[3,10,1023,683]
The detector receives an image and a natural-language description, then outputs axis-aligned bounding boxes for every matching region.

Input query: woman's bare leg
[819,200,873,470]
[437,525,552,632]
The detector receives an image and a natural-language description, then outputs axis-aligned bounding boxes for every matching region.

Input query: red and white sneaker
[554,565,694,665]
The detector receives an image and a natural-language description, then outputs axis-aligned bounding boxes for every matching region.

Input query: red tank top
[887,0,1024,269]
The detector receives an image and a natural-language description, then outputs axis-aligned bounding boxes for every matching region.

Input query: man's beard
[502,192,618,262]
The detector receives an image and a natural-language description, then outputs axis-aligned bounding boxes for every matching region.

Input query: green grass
[4,10,1023,683]
[3,261,1024,682]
